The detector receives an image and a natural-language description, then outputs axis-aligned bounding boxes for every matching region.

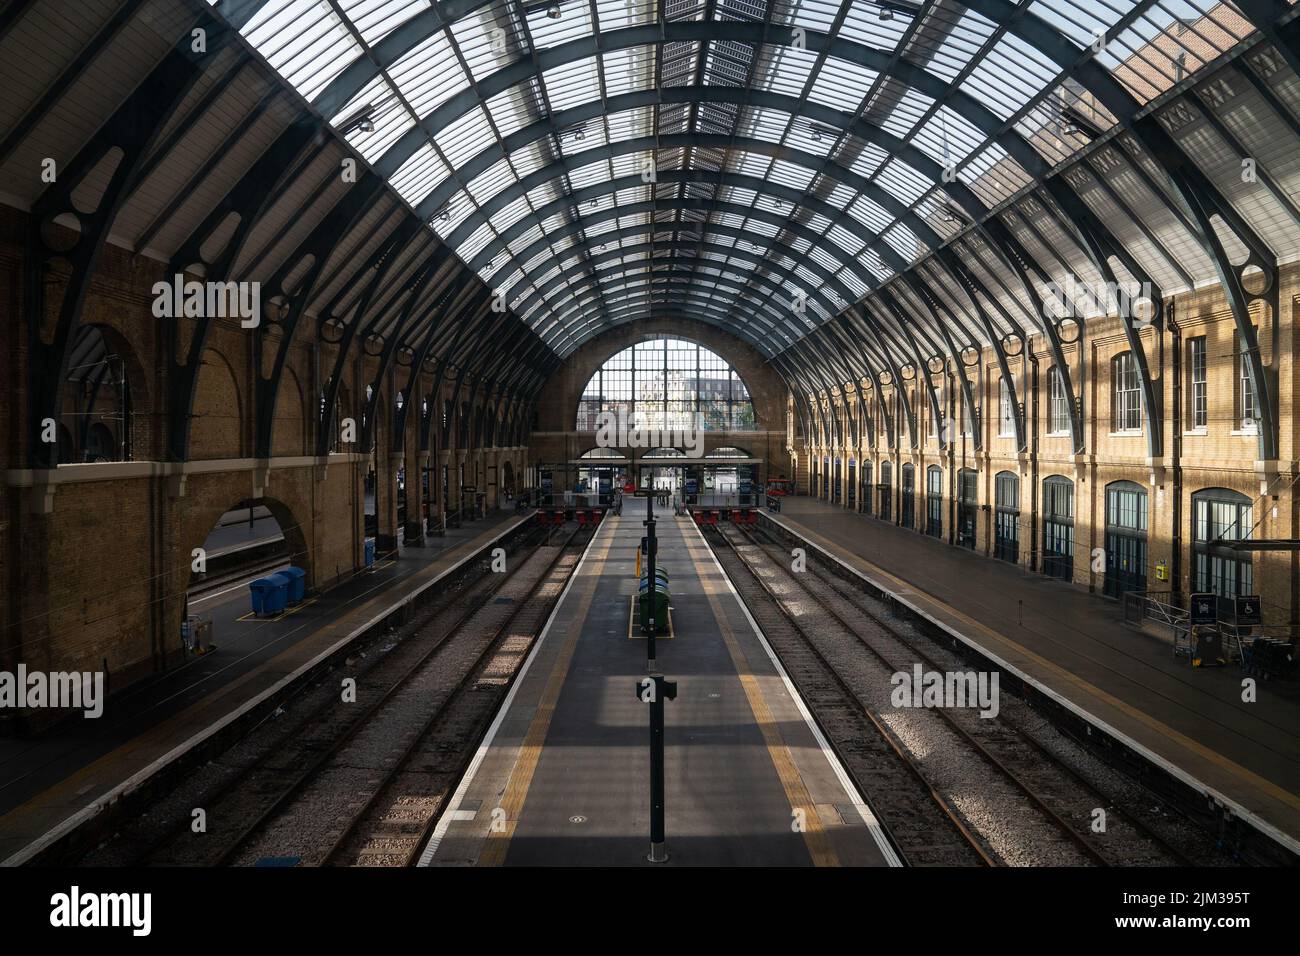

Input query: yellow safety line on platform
[778,514,1300,820]
[683,524,840,867]
[477,523,616,867]
[0,518,530,864]
[235,596,319,623]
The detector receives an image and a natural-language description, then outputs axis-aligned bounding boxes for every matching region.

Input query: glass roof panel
[225,0,1267,357]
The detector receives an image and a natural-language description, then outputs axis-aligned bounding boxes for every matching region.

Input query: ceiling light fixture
[338,103,377,136]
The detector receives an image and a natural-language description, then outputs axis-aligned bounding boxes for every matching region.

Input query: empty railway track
[704,519,1201,867]
[77,524,592,867]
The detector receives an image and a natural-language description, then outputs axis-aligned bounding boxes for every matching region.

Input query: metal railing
[1122,590,1297,673]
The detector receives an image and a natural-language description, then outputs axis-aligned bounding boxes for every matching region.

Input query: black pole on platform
[644,494,657,667]
[637,673,677,863]
[636,493,676,862]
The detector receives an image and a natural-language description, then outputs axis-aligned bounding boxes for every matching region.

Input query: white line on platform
[687,517,905,868]
[2,516,531,868]
[765,509,1300,858]
[416,518,609,867]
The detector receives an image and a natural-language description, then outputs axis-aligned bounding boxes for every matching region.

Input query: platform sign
[1189,593,1217,625]
[1235,595,1262,625]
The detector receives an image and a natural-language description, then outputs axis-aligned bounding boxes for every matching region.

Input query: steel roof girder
[898,271,983,452]
[1041,174,1165,460]
[526,253,846,331]
[514,231,855,319]
[977,217,1084,454]
[392,270,484,453]
[851,306,914,451]
[356,254,448,454]
[544,288,795,353]
[547,297,787,350]
[1133,120,1282,462]
[444,129,946,261]
[25,18,226,469]
[877,287,947,452]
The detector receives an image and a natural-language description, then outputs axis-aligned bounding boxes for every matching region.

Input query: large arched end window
[1191,488,1254,598]
[576,337,755,431]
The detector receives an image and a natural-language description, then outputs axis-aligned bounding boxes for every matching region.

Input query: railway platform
[769,497,1300,854]
[0,513,529,864]
[420,512,898,867]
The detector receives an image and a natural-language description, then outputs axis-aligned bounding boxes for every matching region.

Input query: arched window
[576,337,755,431]
[1048,366,1071,436]
[878,461,892,521]
[847,459,857,507]
[998,375,1017,437]
[64,325,134,463]
[1042,475,1075,581]
[1191,489,1254,598]
[860,460,873,516]
[642,447,687,459]
[926,465,943,538]
[1112,352,1142,432]
[994,471,1019,562]
[901,463,916,529]
[1104,480,1148,598]
[957,468,978,550]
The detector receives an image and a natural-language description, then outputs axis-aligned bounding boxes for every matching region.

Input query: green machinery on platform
[638,567,670,634]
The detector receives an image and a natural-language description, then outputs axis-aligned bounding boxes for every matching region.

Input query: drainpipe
[1169,297,1183,599]
[1029,352,1040,575]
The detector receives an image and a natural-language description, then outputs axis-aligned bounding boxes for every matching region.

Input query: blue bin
[267,572,293,611]
[281,566,306,604]
[249,576,287,616]
[364,538,376,567]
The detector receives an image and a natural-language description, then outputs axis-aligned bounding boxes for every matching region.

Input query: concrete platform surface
[771,496,1300,853]
[421,512,897,867]
[0,513,527,864]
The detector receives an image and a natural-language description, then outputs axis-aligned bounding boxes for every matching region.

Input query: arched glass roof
[213,0,1283,365]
